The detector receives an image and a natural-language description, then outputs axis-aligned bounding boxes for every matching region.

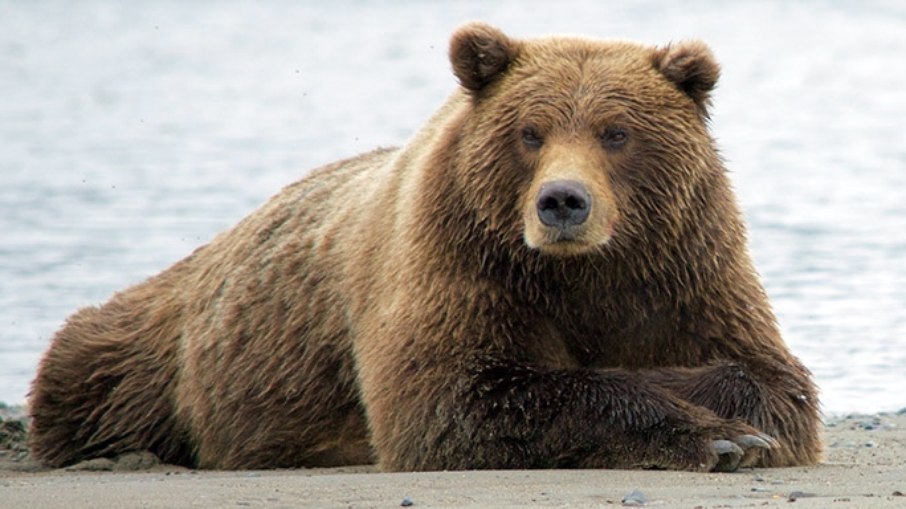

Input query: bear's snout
[536,180,591,229]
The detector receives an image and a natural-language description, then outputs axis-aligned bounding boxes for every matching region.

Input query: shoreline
[2,407,905,508]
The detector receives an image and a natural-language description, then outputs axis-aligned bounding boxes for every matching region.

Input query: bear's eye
[600,126,629,150]
[521,127,543,150]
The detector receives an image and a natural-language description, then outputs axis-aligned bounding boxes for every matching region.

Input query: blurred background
[1,0,904,415]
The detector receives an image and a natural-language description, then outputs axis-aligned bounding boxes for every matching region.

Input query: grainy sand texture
[2,408,905,508]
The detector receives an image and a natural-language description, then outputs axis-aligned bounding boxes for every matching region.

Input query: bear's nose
[536,180,591,229]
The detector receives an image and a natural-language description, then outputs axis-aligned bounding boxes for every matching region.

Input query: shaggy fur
[29,23,821,471]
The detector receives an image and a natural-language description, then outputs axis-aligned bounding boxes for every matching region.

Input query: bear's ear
[654,41,720,116]
[449,22,517,94]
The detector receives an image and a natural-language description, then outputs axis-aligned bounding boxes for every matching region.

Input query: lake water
[2,0,905,416]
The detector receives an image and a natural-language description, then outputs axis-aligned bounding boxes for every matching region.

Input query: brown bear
[28,22,821,472]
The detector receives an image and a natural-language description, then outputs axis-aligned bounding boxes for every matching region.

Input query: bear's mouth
[524,221,615,256]
[535,240,596,257]
[543,229,570,242]
[530,229,600,256]
[539,223,585,243]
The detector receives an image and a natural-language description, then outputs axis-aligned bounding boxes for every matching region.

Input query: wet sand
[2,409,904,508]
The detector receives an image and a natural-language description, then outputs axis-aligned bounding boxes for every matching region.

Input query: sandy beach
[1,410,904,508]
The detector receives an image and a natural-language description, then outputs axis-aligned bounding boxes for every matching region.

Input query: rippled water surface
[2,1,905,414]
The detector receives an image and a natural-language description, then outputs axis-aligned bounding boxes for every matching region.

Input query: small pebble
[771,479,785,485]
[788,491,816,501]
[621,488,647,506]
[400,496,414,507]
[753,475,766,482]
[751,487,771,493]
[893,490,904,497]
[864,440,878,448]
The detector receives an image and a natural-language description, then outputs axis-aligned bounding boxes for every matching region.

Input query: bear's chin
[525,237,609,257]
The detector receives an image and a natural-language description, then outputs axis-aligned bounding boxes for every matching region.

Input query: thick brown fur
[29,23,821,471]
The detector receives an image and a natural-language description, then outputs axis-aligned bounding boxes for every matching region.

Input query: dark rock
[787,491,816,501]
[0,419,26,448]
[400,496,414,507]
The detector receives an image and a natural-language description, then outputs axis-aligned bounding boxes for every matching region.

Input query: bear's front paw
[711,433,776,472]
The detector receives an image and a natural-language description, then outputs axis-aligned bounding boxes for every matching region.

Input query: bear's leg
[640,360,821,467]
[359,352,772,472]
[29,296,192,468]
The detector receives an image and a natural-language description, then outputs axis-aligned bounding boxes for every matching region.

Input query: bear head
[445,22,724,259]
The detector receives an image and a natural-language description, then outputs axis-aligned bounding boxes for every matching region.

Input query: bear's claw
[711,439,744,472]
[712,433,777,472]
[735,433,776,450]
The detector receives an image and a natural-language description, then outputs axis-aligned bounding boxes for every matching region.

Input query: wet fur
[29,23,821,470]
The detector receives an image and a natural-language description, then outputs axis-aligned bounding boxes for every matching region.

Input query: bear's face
[449,23,721,258]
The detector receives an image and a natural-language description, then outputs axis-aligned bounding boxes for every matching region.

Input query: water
[1,0,905,415]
